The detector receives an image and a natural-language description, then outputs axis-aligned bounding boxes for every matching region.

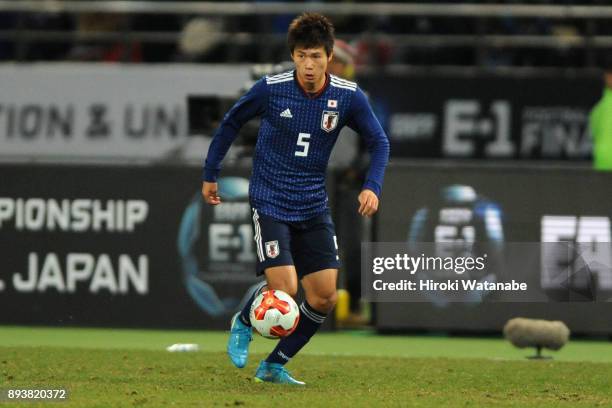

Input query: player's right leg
[227,281,265,368]
[226,209,294,368]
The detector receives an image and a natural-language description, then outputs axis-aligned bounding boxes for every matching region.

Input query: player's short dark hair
[287,13,335,56]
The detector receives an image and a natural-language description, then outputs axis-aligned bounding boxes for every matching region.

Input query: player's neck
[296,72,328,95]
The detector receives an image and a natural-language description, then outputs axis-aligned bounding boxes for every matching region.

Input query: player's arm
[346,87,391,217]
[202,78,268,205]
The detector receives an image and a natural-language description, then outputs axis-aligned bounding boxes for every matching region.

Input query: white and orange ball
[249,290,300,339]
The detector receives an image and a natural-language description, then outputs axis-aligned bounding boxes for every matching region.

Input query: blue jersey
[203,70,390,221]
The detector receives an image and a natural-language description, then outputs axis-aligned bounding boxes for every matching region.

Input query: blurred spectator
[327,39,371,324]
[328,39,357,80]
[590,56,612,171]
[328,39,361,169]
[177,17,224,62]
[355,35,394,67]
[66,13,142,62]
[340,13,394,67]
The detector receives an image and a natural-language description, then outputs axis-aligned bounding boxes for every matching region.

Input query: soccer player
[201,12,389,385]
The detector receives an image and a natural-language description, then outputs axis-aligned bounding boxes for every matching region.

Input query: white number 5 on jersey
[295,132,311,157]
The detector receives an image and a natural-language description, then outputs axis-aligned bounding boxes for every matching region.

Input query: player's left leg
[258,211,340,383]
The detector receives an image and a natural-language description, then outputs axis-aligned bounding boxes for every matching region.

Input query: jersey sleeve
[346,87,390,197]
[202,78,268,182]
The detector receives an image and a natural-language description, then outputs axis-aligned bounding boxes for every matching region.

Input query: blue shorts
[251,208,341,278]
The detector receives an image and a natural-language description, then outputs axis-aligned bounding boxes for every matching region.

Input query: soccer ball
[249,290,300,339]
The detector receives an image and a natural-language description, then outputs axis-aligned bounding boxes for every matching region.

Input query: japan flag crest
[321,111,339,133]
[265,240,280,259]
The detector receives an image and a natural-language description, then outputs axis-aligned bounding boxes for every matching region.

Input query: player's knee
[284,285,298,298]
[310,290,337,313]
[268,282,298,298]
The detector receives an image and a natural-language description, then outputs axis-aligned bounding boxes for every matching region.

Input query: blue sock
[238,281,267,326]
[265,301,326,365]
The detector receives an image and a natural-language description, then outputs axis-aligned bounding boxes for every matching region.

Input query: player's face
[292,46,332,92]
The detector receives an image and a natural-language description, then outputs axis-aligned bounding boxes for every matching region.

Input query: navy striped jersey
[203,70,390,221]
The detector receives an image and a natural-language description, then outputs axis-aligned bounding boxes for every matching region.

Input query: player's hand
[202,181,221,205]
[358,189,379,217]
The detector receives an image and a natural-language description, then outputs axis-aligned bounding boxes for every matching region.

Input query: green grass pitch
[1,326,612,407]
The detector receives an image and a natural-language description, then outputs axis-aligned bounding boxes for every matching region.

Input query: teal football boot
[254,361,305,385]
[227,313,252,368]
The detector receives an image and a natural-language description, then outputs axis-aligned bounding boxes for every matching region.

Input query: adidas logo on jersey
[280,109,293,118]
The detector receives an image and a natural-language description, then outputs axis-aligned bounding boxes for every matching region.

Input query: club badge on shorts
[265,240,280,259]
[321,110,339,133]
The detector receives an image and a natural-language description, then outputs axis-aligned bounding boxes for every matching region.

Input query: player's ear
[327,51,334,63]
